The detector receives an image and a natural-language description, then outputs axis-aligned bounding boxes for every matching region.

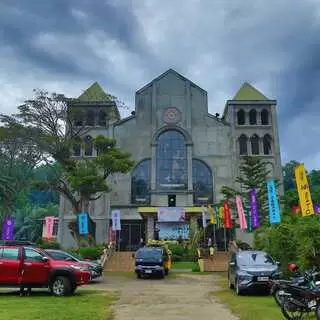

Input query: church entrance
[118,220,145,251]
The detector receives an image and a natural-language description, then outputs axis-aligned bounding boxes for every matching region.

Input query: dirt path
[93,273,238,320]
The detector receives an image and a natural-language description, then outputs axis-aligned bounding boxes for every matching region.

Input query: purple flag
[315,204,320,214]
[2,217,15,240]
[250,189,260,229]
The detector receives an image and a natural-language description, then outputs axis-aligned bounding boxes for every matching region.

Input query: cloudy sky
[1,0,320,169]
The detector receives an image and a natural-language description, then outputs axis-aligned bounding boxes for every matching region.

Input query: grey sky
[1,0,320,168]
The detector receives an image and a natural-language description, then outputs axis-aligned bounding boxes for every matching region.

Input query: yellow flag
[219,207,225,220]
[294,163,314,217]
[209,205,216,224]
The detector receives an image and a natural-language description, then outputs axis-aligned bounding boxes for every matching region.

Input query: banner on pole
[295,164,314,217]
[267,179,281,224]
[249,189,260,229]
[111,210,121,231]
[201,206,207,228]
[208,205,216,224]
[236,195,247,230]
[246,208,252,233]
[2,217,15,240]
[223,201,232,229]
[78,212,89,235]
[215,206,221,228]
[45,216,55,239]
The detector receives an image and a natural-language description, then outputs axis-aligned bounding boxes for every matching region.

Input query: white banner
[158,222,190,240]
[157,207,185,222]
[111,210,121,230]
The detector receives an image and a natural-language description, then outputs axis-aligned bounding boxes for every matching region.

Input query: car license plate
[257,276,269,281]
[145,270,152,274]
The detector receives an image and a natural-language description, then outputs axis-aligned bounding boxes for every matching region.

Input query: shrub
[38,240,61,249]
[68,246,104,260]
[168,244,196,262]
[192,263,200,272]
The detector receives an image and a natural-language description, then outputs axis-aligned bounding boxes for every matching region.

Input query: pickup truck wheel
[50,276,71,296]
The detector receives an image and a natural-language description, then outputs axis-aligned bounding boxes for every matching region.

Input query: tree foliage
[0,89,134,243]
[221,156,271,222]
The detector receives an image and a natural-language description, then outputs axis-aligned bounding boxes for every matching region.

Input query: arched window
[263,134,272,155]
[237,109,245,125]
[73,137,81,157]
[249,109,257,125]
[192,159,213,204]
[73,110,84,126]
[84,135,93,156]
[251,134,260,155]
[98,110,107,126]
[156,130,187,190]
[86,110,95,126]
[261,109,269,125]
[131,159,151,204]
[239,135,248,155]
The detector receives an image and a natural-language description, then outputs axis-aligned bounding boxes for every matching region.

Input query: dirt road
[97,273,238,320]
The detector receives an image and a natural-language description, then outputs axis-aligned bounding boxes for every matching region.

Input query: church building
[58,69,283,249]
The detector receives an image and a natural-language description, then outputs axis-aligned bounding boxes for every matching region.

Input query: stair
[203,252,231,272]
[105,251,134,272]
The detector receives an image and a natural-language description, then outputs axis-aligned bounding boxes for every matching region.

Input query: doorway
[118,220,145,251]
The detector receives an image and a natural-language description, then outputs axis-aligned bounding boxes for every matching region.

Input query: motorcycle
[271,267,320,320]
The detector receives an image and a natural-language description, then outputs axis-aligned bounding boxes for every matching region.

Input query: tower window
[98,110,107,126]
[263,134,272,155]
[261,109,269,125]
[249,109,257,125]
[84,135,93,156]
[237,109,245,125]
[239,135,248,155]
[251,134,260,155]
[73,137,81,157]
[86,110,95,126]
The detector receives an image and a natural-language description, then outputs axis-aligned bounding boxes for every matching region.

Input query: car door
[21,247,50,285]
[0,246,21,284]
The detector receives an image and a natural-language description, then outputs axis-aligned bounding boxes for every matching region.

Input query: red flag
[223,201,232,229]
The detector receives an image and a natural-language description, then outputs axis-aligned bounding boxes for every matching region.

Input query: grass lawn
[211,275,299,320]
[0,290,115,320]
[171,261,197,269]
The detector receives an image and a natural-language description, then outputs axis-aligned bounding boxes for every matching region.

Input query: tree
[0,126,42,220]
[0,89,134,244]
[221,156,271,223]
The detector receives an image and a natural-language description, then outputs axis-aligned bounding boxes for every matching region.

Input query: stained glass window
[156,131,187,190]
[192,159,213,204]
[131,159,151,204]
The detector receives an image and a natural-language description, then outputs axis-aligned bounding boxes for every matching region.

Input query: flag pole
[224,227,227,252]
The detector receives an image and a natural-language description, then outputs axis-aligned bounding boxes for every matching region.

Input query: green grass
[0,290,115,320]
[211,276,284,320]
[172,261,197,269]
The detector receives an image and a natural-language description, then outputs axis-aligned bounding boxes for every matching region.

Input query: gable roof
[232,82,269,101]
[136,68,207,94]
[78,82,112,102]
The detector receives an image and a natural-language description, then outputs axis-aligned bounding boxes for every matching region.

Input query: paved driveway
[93,273,238,320]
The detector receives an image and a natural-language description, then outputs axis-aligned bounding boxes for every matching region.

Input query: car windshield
[136,248,162,260]
[237,252,275,266]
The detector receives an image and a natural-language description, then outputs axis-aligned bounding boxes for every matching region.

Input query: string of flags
[204,163,318,232]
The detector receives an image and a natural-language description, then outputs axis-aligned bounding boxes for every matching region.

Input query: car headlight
[70,265,88,272]
[238,271,252,280]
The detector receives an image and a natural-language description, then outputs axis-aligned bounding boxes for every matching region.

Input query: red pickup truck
[0,243,91,296]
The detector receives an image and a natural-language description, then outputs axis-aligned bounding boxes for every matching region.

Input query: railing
[100,242,116,268]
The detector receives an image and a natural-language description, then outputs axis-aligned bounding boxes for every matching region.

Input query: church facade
[58,69,283,249]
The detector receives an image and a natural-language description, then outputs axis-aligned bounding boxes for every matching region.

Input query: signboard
[78,212,89,235]
[157,207,185,222]
[111,210,121,230]
[158,222,189,240]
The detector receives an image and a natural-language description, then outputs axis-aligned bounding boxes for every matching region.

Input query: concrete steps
[105,251,134,272]
[203,252,231,272]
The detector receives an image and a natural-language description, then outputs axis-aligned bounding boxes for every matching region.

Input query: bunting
[236,195,247,230]
[223,201,232,229]
[267,179,281,224]
[250,189,260,229]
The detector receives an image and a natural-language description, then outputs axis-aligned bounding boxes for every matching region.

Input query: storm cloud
[1,0,320,168]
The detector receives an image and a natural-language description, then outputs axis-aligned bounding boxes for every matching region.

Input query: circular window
[163,107,181,124]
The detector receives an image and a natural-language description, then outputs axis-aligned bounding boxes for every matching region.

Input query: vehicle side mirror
[42,256,49,263]
[132,253,135,258]
[65,257,73,262]
[276,261,281,266]
[229,262,235,266]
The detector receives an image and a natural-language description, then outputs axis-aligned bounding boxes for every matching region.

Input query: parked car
[0,244,91,296]
[44,249,103,279]
[134,246,170,279]
[228,250,283,295]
